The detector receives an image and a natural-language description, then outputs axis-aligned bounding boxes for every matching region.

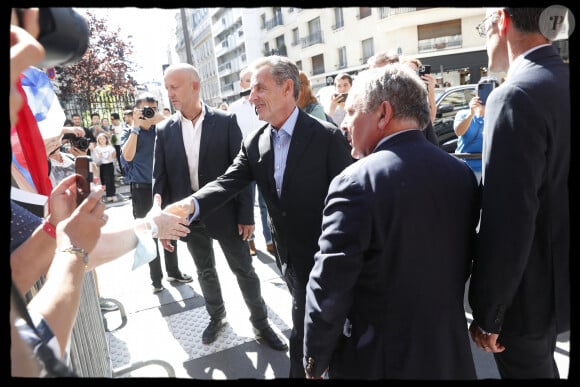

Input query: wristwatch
[59,245,89,268]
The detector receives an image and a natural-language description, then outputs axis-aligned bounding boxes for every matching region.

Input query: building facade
[172,7,568,101]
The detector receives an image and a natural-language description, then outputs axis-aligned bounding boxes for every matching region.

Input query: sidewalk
[97,187,570,379]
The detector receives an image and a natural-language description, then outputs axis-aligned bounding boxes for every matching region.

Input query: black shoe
[254,325,288,351]
[167,272,193,283]
[202,317,227,344]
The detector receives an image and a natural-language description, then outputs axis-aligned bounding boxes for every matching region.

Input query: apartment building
[257,7,492,92]
[174,7,570,103]
[174,8,222,107]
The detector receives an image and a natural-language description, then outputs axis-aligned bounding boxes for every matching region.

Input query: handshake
[152,196,196,253]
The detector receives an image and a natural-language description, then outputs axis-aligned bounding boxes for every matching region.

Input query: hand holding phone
[477,82,495,105]
[75,155,91,206]
[334,93,348,103]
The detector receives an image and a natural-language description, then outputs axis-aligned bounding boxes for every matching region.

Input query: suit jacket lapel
[198,105,213,169]
[258,124,278,197]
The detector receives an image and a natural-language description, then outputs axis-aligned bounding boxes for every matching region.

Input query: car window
[440,89,470,109]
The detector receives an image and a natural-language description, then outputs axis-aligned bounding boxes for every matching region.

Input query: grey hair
[352,64,430,130]
[250,55,300,100]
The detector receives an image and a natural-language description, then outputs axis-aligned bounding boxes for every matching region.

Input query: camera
[418,65,431,76]
[16,8,89,68]
[141,106,156,119]
[240,88,251,98]
[62,133,89,151]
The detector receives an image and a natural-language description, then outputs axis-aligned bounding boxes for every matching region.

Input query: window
[418,19,462,51]
[312,54,325,75]
[260,14,266,29]
[264,42,270,55]
[358,7,372,19]
[296,60,302,71]
[333,8,344,29]
[362,37,374,64]
[338,46,347,69]
[275,34,286,56]
[292,28,299,46]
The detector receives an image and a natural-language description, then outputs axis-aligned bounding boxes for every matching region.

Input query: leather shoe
[266,243,275,255]
[202,317,227,344]
[254,325,288,351]
[248,240,257,256]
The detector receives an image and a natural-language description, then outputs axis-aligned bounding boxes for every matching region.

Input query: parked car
[433,84,477,153]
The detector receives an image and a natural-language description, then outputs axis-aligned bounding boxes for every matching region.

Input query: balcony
[331,21,344,30]
[218,62,231,76]
[301,31,323,48]
[418,34,462,53]
[265,14,284,31]
[378,7,416,19]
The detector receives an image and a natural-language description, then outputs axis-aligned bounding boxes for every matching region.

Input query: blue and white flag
[20,66,65,140]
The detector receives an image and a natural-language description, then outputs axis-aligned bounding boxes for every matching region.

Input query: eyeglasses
[475,11,498,38]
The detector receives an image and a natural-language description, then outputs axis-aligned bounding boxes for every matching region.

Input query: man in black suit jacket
[162,56,353,377]
[468,8,570,379]
[303,65,479,379]
[154,63,286,351]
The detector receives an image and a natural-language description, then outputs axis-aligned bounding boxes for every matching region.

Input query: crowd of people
[10,7,570,380]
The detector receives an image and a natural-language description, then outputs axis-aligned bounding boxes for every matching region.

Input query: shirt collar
[507,43,552,79]
[272,106,299,137]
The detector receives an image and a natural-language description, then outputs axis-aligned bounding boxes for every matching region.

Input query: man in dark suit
[302,65,479,379]
[161,56,353,377]
[154,63,286,351]
[468,8,570,379]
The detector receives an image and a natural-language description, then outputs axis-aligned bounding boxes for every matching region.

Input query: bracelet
[131,127,141,135]
[58,245,89,268]
[42,220,57,239]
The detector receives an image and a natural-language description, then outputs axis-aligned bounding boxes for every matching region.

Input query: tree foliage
[53,11,137,103]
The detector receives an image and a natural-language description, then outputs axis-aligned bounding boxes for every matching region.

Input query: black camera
[16,8,89,68]
[62,133,89,151]
[141,107,156,119]
[418,65,431,76]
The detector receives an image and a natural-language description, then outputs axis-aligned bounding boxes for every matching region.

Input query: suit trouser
[493,322,560,379]
[283,264,307,378]
[130,183,180,285]
[248,182,273,244]
[174,221,269,329]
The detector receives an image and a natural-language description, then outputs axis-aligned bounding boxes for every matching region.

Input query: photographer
[121,93,192,293]
[327,72,352,129]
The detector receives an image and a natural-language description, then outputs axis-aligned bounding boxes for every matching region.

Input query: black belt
[131,183,152,189]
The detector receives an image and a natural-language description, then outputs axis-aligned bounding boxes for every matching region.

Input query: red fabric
[12,75,53,196]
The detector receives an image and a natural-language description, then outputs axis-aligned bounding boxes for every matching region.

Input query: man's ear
[497,9,510,36]
[377,101,392,129]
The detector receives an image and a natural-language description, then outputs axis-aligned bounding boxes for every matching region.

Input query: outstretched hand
[147,194,190,240]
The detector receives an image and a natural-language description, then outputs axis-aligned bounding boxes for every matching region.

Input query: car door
[434,86,476,152]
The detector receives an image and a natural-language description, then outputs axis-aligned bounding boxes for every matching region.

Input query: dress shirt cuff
[187,196,200,223]
[131,127,141,135]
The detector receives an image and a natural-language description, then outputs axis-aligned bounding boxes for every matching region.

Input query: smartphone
[75,155,92,206]
[418,64,431,76]
[338,93,348,103]
[477,82,495,105]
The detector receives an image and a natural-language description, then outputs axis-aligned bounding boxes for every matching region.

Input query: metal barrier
[63,271,175,377]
